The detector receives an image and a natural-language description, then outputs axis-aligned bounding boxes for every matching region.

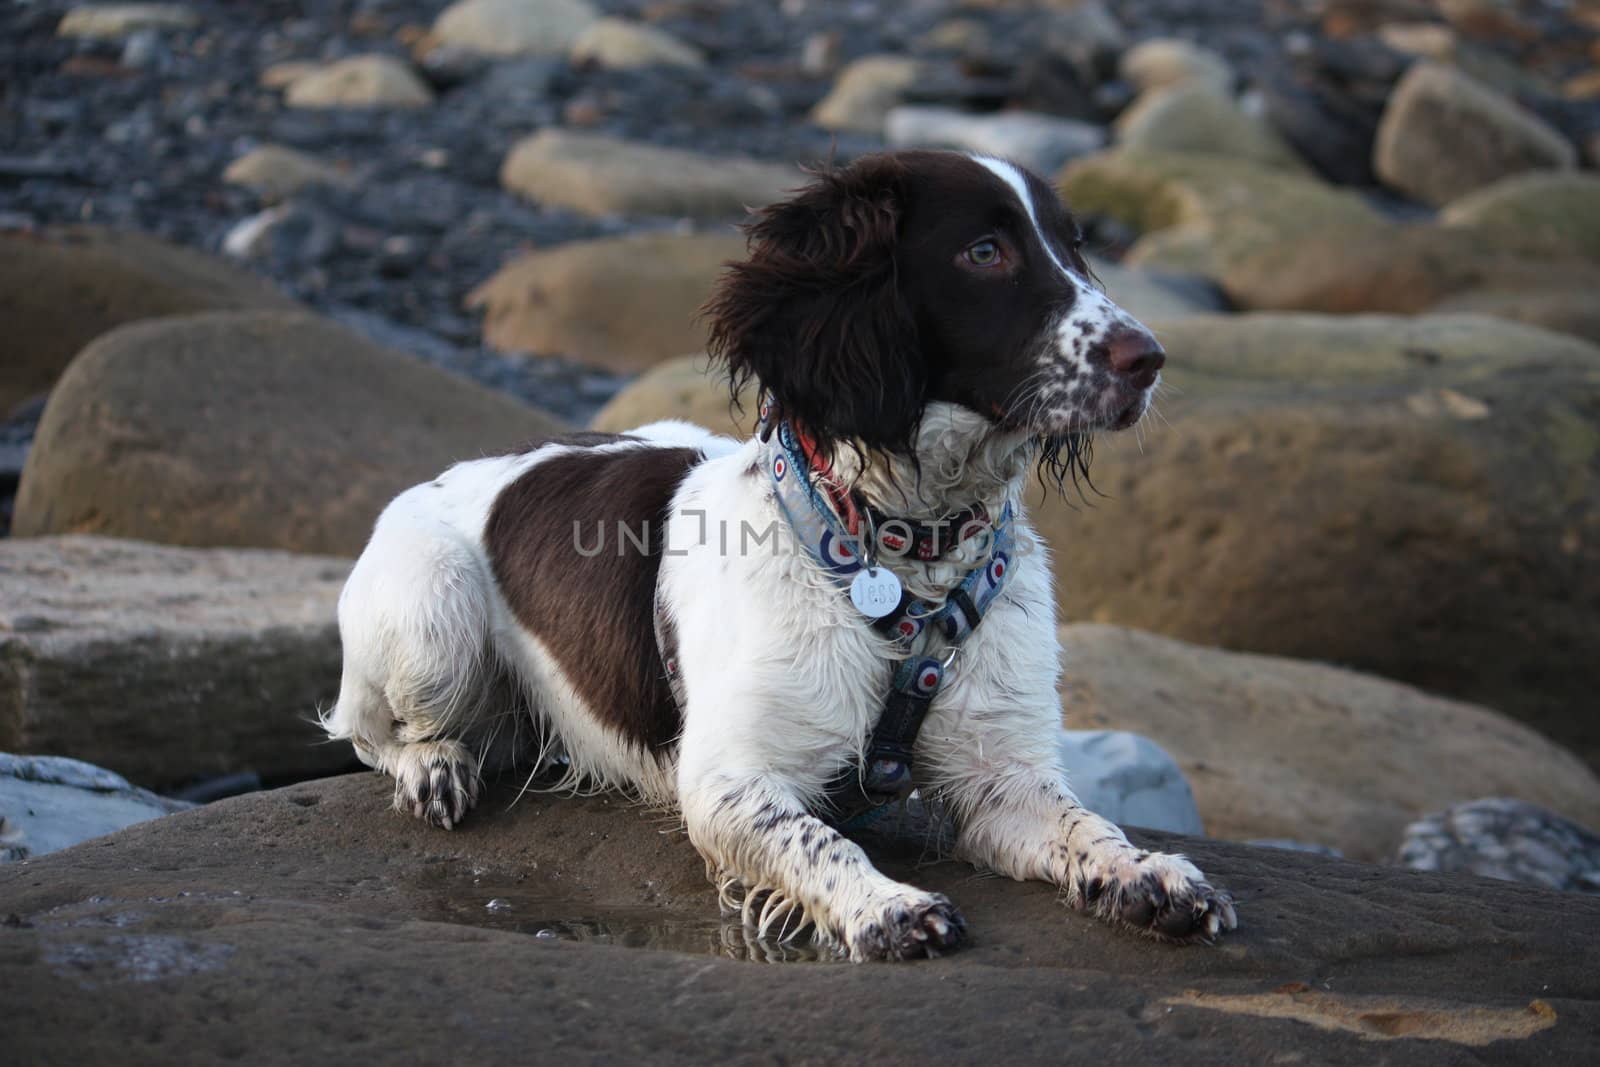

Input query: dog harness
[653,406,1015,824]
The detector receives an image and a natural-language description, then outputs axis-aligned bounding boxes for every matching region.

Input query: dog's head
[703,150,1164,480]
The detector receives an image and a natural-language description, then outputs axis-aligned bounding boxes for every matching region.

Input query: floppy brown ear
[701,154,924,459]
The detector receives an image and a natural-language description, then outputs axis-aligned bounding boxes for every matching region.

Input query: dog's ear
[702,154,922,458]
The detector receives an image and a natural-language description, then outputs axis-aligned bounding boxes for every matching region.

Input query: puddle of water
[423,885,841,963]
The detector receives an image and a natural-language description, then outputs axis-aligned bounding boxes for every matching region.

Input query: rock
[1397,798,1600,894]
[1374,61,1577,207]
[1055,730,1202,835]
[3,774,1594,1061]
[1439,172,1600,262]
[0,226,297,417]
[1032,312,1600,768]
[1117,38,1233,95]
[811,55,926,134]
[591,314,1600,767]
[258,60,320,90]
[1430,286,1600,345]
[0,537,350,789]
[1084,256,1225,320]
[56,4,197,39]
[12,311,565,555]
[884,106,1104,175]
[499,130,799,220]
[221,145,346,203]
[433,0,599,57]
[1115,86,1308,172]
[220,202,341,266]
[570,18,704,70]
[1057,625,1600,863]
[1058,148,1381,283]
[0,753,190,862]
[282,56,434,110]
[468,232,744,370]
[1216,222,1600,318]
[588,353,752,434]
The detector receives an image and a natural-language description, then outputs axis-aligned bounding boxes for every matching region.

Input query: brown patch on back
[485,440,701,753]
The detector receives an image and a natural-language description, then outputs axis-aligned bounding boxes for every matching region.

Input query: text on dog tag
[850,567,902,618]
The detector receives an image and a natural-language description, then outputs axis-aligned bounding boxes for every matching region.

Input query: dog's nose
[1106,327,1166,388]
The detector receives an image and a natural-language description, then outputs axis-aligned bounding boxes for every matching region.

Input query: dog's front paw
[390,739,480,830]
[845,889,966,961]
[1074,850,1237,943]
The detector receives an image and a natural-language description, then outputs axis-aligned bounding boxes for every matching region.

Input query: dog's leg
[931,741,1236,941]
[679,772,965,961]
[917,567,1236,942]
[325,510,492,829]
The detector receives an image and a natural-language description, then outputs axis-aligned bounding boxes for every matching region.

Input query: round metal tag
[849,566,902,618]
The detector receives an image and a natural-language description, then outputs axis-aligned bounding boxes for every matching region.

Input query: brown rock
[0,226,296,416]
[589,354,751,434]
[13,311,565,555]
[1058,624,1600,862]
[810,55,926,134]
[499,130,799,220]
[0,536,350,789]
[468,232,746,370]
[3,774,1596,1062]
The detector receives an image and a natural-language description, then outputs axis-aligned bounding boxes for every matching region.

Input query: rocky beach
[4,0,1600,1060]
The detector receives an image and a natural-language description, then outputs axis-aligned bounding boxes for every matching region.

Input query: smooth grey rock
[1398,798,1600,895]
[885,106,1105,174]
[0,753,190,862]
[1057,729,1203,835]
[0,536,351,789]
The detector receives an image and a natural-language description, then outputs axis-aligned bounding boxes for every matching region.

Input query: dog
[324,150,1236,960]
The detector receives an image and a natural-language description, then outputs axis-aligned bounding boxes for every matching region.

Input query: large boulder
[3,775,1593,1061]
[1373,61,1577,207]
[1057,625,1600,863]
[1033,312,1600,767]
[589,314,1600,767]
[1058,148,1382,284]
[1439,171,1600,262]
[500,130,800,220]
[0,536,349,789]
[12,311,565,555]
[432,0,599,57]
[468,232,745,370]
[0,226,296,416]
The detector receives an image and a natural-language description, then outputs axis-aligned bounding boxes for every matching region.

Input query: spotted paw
[391,740,479,830]
[1075,850,1237,943]
[847,891,966,961]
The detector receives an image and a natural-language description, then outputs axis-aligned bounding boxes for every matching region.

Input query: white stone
[570,17,704,69]
[1119,38,1233,95]
[57,4,197,39]
[1,753,190,862]
[1056,730,1204,835]
[433,0,599,58]
[283,56,434,110]
[885,106,1105,174]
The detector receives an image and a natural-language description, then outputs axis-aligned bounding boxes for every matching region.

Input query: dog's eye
[963,240,1003,267]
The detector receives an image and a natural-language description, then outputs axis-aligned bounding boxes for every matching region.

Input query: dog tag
[850,566,902,618]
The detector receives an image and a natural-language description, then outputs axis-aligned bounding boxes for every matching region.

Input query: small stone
[1398,798,1600,894]
[1376,21,1456,58]
[1115,86,1307,172]
[119,29,167,70]
[810,55,926,134]
[259,61,321,90]
[283,55,434,110]
[800,31,843,77]
[0,753,193,862]
[885,106,1104,175]
[433,0,599,58]
[222,145,345,204]
[57,4,197,40]
[570,17,704,70]
[1118,38,1233,95]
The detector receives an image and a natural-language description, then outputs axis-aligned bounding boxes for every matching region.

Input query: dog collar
[758,411,1016,822]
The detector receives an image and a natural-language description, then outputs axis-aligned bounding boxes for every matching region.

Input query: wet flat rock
[2,773,1596,1064]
